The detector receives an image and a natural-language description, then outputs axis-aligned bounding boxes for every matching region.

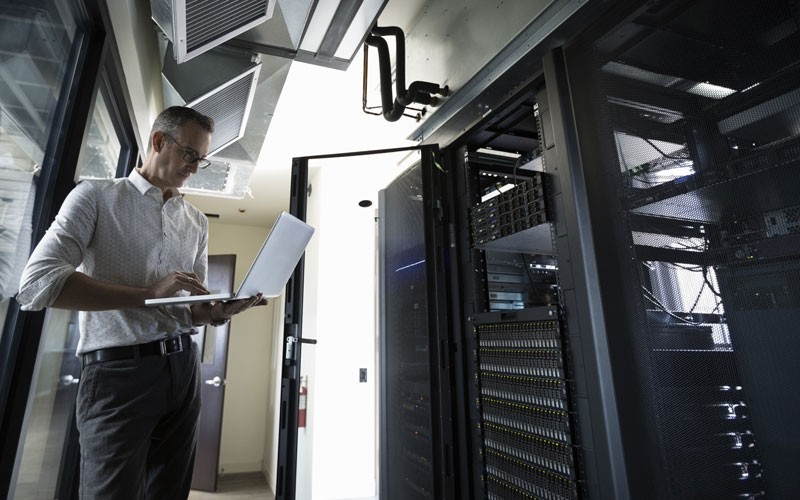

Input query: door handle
[204,376,225,387]
[285,336,318,361]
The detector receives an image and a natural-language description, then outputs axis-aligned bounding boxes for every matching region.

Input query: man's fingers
[219,294,263,317]
[174,272,209,294]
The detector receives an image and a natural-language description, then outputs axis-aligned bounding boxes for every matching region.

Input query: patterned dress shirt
[17,168,208,354]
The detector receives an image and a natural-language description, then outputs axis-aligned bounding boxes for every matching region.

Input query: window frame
[0,0,139,497]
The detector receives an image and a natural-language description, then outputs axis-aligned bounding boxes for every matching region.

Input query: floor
[187,472,378,500]
[189,472,274,499]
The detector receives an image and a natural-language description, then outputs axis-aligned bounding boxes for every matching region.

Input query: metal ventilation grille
[185,159,230,191]
[187,66,259,155]
[151,0,274,63]
[185,0,267,54]
[181,158,256,199]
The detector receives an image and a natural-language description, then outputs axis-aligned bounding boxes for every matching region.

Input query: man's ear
[152,131,165,152]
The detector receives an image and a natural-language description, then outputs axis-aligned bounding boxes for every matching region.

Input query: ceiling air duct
[150,0,276,63]
[161,41,261,156]
[180,157,256,199]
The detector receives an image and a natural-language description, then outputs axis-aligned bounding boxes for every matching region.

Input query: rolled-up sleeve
[17,182,97,310]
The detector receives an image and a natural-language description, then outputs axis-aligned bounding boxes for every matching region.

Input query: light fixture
[295,0,389,69]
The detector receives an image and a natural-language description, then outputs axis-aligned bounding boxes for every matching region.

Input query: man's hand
[209,294,267,324]
[147,271,209,299]
[190,293,267,326]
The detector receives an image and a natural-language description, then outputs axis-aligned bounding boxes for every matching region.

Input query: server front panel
[450,123,585,499]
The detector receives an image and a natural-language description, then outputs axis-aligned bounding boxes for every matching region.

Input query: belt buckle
[159,336,184,356]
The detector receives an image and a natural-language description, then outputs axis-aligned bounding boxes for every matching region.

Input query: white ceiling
[185,0,429,228]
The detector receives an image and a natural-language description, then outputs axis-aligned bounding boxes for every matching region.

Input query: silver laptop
[145,211,314,306]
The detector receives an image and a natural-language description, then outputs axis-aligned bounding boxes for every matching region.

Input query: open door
[275,144,455,500]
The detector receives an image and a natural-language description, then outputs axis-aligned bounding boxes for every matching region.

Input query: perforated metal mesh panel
[182,160,229,191]
[567,0,800,497]
[380,163,436,500]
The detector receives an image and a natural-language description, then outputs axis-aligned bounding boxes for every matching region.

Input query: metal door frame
[275,144,453,500]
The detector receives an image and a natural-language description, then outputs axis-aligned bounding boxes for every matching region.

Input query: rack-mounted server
[474,316,580,500]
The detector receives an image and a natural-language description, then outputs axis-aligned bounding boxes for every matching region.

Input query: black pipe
[365,34,403,121]
[399,81,442,107]
[371,26,407,101]
[365,25,448,122]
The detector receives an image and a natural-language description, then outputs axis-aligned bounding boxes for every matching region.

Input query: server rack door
[276,145,454,500]
[378,148,456,500]
[564,0,800,498]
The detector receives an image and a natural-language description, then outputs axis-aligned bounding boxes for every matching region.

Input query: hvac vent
[161,42,261,156]
[181,157,256,199]
[151,0,276,63]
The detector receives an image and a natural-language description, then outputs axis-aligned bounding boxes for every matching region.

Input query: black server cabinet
[454,150,585,500]
[381,2,800,498]
[563,0,800,498]
[375,51,632,496]
[377,86,591,498]
[442,81,594,498]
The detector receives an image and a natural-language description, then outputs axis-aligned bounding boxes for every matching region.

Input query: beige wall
[207,220,282,476]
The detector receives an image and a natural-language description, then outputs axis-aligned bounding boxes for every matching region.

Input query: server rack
[563,0,800,497]
[378,66,621,499]
[444,85,591,499]
[465,163,582,500]
[374,73,593,497]
[380,2,800,499]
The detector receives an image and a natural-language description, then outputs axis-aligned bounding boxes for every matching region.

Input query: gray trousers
[76,341,201,500]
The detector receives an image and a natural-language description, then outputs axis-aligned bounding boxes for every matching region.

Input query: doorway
[290,148,418,500]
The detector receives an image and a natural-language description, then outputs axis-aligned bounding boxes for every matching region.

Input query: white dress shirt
[17,169,208,354]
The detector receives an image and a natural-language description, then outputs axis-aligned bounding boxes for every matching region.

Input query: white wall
[401,0,558,98]
[296,154,409,500]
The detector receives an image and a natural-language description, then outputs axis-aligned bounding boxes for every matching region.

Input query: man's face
[152,122,212,190]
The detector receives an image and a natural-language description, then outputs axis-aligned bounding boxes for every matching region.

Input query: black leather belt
[82,334,192,367]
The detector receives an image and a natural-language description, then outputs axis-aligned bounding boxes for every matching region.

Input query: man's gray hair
[149,106,214,151]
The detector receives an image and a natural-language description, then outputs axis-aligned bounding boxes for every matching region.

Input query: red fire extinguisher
[298,376,308,428]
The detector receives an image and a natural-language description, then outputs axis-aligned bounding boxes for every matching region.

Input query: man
[17,106,263,499]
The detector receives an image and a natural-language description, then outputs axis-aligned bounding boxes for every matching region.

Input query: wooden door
[191,254,235,492]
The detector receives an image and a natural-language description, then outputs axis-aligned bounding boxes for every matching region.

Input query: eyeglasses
[163,133,211,169]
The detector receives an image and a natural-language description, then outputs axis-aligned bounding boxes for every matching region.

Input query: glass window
[0,2,134,498]
[74,85,122,181]
[0,115,37,334]
[10,73,131,500]
[12,308,80,500]
[0,1,78,341]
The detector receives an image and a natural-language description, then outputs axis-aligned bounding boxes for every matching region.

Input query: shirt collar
[129,167,159,195]
[129,168,184,202]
